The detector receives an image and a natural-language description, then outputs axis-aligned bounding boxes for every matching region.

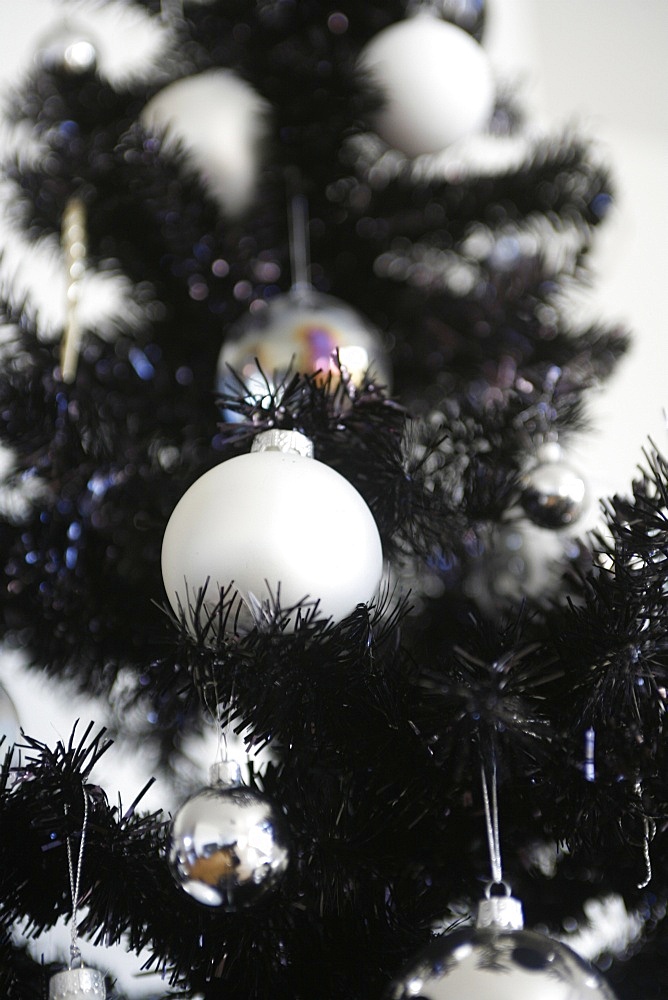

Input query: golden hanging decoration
[59,196,87,383]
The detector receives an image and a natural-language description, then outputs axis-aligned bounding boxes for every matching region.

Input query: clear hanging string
[480,754,503,886]
[64,787,91,969]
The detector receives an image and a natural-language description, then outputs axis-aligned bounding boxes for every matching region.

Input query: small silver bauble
[168,761,289,909]
[36,25,98,75]
[520,447,588,530]
[389,889,617,1000]
[49,967,106,1000]
[217,288,391,412]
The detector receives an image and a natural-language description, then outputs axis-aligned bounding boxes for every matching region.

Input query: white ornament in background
[161,429,384,632]
[141,69,269,217]
[358,14,495,158]
[37,1,172,86]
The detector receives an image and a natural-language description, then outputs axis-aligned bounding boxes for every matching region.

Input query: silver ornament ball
[36,25,98,75]
[168,776,289,909]
[49,967,106,1000]
[389,924,617,1000]
[520,458,588,530]
[217,288,391,412]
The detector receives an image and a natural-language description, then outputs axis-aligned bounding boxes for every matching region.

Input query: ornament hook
[480,756,503,887]
[64,785,91,969]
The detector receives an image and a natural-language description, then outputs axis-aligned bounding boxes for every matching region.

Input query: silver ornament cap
[251,428,314,458]
[476,889,524,930]
[49,967,106,1000]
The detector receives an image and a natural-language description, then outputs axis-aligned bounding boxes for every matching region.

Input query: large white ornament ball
[389,925,617,1000]
[141,69,269,217]
[161,433,383,630]
[358,15,494,157]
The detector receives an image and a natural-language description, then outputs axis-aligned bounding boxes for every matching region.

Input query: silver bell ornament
[49,967,106,1000]
[358,13,494,157]
[520,444,588,530]
[168,760,290,909]
[217,288,391,415]
[161,428,384,633]
[388,886,617,1000]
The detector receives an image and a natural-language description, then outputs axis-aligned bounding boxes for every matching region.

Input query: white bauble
[141,69,269,217]
[161,431,383,631]
[358,15,494,157]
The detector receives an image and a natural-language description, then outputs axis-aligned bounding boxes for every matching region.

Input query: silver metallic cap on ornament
[251,428,314,458]
[209,759,242,786]
[49,967,106,1000]
[476,885,524,930]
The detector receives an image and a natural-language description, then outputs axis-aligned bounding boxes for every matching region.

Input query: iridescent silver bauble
[389,891,616,1000]
[49,967,106,1000]
[217,288,391,410]
[520,452,588,530]
[168,762,289,909]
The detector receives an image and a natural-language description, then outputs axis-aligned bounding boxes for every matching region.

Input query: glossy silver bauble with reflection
[168,765,289,909]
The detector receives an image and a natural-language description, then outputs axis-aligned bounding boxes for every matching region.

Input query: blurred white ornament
[217,288,391,409]
[49,967,106,1000]
[520,443,588,530]
[0,679,20,755]
[161,429,383,632]
[168,760,289,909]
[358,14,494,157]
[141,69,269,217]
[389,889,617,999]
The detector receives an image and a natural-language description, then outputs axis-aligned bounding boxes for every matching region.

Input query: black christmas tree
[0,2,666,999]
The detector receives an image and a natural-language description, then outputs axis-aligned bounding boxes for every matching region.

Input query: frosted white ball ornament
[161,429,384,631]
[358,14,494,157]
[389,888,618,1000]
[140,69,269,217]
